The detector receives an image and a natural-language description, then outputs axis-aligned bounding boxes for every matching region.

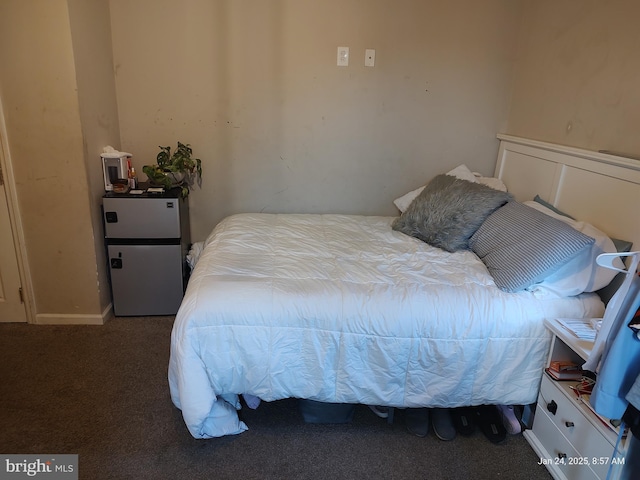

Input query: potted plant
[142,142,202,198]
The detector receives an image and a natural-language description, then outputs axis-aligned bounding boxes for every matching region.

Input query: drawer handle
[558,453,567,460]
[565,421,574,428]
[547,400,558,415]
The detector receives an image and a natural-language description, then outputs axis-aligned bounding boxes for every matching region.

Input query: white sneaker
[368,405,389,419]
[497,405,521,434]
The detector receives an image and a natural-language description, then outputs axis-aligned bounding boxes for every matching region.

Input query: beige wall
[0,0,117,323]
[5,0,636,323]
[110,0,523,241]
[507,0,640,157]
[67,0,122,315]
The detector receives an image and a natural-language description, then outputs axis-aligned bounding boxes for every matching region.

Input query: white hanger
[583,252,640,373]
[596,252,640,274]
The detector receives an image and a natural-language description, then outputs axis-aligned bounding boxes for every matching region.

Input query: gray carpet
[0,317,552,480]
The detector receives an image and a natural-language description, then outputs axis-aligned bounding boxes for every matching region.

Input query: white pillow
[523,201,622,297]
[446,164,478,183]
[473,173,507,192]
[393,164,479,212]
[393,185,426,213]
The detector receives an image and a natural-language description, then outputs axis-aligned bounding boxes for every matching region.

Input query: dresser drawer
[538,375,616,479]
[532,405,599,480]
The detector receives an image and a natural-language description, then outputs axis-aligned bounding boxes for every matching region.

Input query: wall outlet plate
[365,49,375,67]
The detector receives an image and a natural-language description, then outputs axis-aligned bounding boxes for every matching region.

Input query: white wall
[110,0,523,241]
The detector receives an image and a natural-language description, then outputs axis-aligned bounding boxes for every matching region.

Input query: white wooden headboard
[495,134,640,251]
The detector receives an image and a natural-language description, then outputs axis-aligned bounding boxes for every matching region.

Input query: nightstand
[523,319,626,480]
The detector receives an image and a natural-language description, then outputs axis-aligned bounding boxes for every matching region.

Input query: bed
[169,135,640,439]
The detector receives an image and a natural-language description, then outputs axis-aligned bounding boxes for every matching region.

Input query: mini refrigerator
[103,187,190,316]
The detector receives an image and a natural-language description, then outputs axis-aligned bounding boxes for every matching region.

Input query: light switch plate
[337,46,349,66]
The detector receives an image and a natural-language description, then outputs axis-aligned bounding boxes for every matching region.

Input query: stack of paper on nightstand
[556,318,600,341]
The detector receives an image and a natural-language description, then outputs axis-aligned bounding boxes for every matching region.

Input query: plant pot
[148,171,185,187]
[165,171,185,186]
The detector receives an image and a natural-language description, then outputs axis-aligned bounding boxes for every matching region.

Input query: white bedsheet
[169,213,604,438]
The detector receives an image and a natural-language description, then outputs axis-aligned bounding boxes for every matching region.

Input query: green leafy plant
[142,142,202,198]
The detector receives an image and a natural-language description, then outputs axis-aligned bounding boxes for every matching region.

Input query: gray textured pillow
[391,174,513,252]
[469,201,596,293]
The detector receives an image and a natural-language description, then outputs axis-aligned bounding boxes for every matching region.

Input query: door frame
[0,95,34,323]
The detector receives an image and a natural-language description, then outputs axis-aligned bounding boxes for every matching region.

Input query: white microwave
[101,153,131,191]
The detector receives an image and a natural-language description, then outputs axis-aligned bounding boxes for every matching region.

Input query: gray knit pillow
[469,201,596,292]
[391,174,512,252]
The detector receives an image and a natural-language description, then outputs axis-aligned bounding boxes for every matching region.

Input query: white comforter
[169,213,604,438]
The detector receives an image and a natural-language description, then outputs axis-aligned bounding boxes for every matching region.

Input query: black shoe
[405,408,430,437]
[431,408,456,441]
[475,405,507,444]
[450,407,476,436]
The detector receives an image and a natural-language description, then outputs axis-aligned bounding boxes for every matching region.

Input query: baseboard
[34,304,113,325]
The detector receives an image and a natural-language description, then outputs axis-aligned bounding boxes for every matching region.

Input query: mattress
[169,213,604,438]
